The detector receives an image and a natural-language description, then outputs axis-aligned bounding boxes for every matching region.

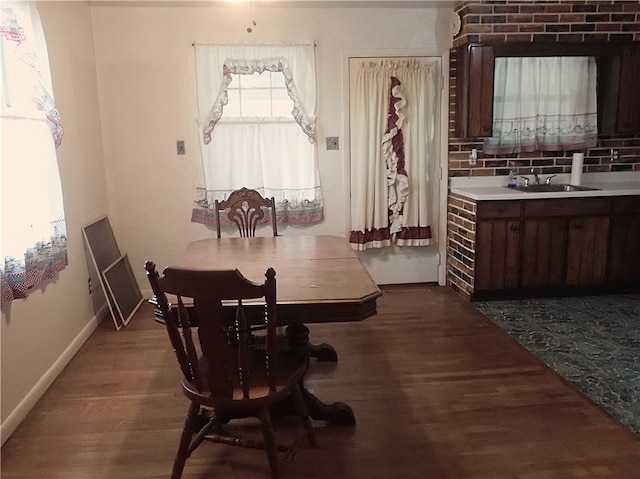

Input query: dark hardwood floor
[2,284,639,478]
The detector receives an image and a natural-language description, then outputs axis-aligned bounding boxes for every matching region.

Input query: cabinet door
[456,44,495,138]
[566,216,610,286]
[607,197,640,285]
[520,217,567,289]
[475,219,520,291]
[616,44,640,134]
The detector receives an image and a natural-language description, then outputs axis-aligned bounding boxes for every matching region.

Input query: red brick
[520,24,545,32]
[508,13,534,23]
[479,33,508,43]
[596,23,622,32]
[505,33,535,42]
[533,14,560,23]
[555,33,582,42]
[622,3,640,13]
[622,22,640,31]
[466,24,493,34]
[494,24,520,33]
[533,33,561,42]
[559,14,586,22]
[545,4,573,14]
[597,4,625,13]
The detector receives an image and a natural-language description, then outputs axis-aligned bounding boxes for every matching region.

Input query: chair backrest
[145,261,279,398]
[214,187,278,238]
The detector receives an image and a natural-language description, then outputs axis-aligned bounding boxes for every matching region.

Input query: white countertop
[450,171,640,201]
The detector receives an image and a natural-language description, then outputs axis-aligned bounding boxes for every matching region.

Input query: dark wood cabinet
[565,215,610,286]
[454,43,640,138]
[455,44,494,138]
[475,201,520,292]
[520,216,567,289]
[523,198,610,288]
[617,45,640,134]
[473,196,637,299]
[607,196,640,285]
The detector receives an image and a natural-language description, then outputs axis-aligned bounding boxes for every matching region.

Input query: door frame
[342,48,449,285]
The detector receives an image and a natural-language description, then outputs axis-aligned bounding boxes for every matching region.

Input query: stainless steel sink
[511,183,601,193]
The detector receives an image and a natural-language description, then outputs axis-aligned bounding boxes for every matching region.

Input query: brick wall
[448,0,640,178]
[447,193,477,297]
[446,1,640,299]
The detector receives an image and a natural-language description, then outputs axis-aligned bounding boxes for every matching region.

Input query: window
[0,2,67,304]
[191,43,323,228]
[225,71,293,119]
[483,56,598,154]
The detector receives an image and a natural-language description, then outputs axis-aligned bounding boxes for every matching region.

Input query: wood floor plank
[2,284,638,478]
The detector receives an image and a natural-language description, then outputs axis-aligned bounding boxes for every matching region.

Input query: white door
[347,55,447,285]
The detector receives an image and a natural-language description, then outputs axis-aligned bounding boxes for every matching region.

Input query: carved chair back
[214,187,278,238]
[145,262,281,398]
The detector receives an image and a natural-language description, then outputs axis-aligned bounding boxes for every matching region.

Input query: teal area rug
[474,293,640,436]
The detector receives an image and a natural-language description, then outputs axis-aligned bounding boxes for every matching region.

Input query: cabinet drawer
[477,201,521,219]
[612,195,640,214]
[524,198,611,217]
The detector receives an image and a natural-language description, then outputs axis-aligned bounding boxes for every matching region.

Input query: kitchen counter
[450,171,640,201]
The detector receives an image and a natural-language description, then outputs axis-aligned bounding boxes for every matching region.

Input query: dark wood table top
[172,235,382,324]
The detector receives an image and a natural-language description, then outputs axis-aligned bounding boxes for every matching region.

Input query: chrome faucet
[545,175,557,185]
[531,168,540,185]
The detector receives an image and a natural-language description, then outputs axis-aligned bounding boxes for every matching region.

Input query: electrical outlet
[326,137,339,150]
[177,140,186,155]
[610,149,619,161]
[88,277,92,295]
[468,148,477,165]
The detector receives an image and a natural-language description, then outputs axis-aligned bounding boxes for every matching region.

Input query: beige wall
[1,1,452,443]
[90,3,452,291]
[1,1,108,443]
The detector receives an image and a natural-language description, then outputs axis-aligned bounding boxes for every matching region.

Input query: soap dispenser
[507,162,517,188]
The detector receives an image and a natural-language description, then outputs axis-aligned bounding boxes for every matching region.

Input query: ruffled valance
[195,42,316,144]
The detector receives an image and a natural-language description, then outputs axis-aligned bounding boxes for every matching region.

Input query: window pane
[271,72,286,88]
[224,89,241,117]
[242,89,271,117]
[242,72,270,89]
[272,89,294,117]
[226,75,239,90]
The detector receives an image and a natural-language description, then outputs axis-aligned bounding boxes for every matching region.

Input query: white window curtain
[350,59,436,250]
[1,1,67,304]
[192,42,323,226]
[484,56,598,154]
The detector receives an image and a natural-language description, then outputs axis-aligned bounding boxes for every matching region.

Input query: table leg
[301,387,356,426]
[309,342,338,362]
[284,323,355,425]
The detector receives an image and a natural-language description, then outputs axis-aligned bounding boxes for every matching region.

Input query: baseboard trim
[0,311,102,446]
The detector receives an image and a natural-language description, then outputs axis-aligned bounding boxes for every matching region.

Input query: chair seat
[184,349,308,408]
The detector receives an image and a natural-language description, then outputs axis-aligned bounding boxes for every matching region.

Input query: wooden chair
[215,187,278,238]
[145,262,316,479]
[214,187,336,362]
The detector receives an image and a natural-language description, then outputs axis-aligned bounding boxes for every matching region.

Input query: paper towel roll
[570,153,584,185]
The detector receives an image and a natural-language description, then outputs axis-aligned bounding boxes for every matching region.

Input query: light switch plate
[326,137,339,150]
[177,140,186,155]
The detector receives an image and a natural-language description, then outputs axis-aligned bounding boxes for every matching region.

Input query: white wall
[89,3,453,293]
[1,2,108,444]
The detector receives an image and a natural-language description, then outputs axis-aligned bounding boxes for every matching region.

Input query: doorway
[346,55,447,285]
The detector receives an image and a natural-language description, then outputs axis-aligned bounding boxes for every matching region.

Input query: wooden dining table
[167,234,382,425]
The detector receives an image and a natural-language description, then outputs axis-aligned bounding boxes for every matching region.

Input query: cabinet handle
[510,224,519,232]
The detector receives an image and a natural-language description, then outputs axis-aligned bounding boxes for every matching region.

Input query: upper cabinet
[455,43,640,139]
[617,45,640,135]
